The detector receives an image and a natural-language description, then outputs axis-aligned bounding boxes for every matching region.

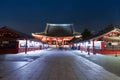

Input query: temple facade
[32,23,82,48]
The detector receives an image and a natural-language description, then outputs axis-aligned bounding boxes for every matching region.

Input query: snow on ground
[73,50,120,77]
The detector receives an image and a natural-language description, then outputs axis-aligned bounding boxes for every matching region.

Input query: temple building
[0,26,43,53]
[75,27,120,54]
[32,23,82,47]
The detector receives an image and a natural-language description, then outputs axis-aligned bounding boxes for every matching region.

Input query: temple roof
[70,27,120,43]
[44,23,75,37]
[33,23,81,37]
[0,26,32,40]
[90,27,120,41]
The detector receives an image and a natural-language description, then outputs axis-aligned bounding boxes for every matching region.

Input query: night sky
[0,0,120,35]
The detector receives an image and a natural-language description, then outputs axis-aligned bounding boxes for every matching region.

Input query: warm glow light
[75,35,81,38]
[32,33,43,40]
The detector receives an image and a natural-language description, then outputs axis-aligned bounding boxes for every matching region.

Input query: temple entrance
[58,41,62,46]
[47,38,71,48]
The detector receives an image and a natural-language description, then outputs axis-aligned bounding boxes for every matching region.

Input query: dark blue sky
[0,0,120,34]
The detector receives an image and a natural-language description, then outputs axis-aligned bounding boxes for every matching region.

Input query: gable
[91,28,120,41]
[0,27,32,40]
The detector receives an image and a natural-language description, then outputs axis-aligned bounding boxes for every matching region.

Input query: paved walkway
[73,50,120,77]
[1,50,120,80]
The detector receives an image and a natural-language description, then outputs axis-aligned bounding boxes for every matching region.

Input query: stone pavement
[0,50,120,80]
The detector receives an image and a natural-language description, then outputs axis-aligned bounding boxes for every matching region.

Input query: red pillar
[92,40,95,54]
[44,37,47,49]
[56,38,58,48]
[101,41,104,53]
[62,38,64,47]
[25,39,28,54]
[16,41,19,53]
[16,41,19,49]
[50,38,52,45]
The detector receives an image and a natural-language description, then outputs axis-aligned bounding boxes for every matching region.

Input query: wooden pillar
[44,37,47,49]
[25,38,28,54]
[50,38,52,45]
[16,41,19,49]
[42,43,44,49]
[101,41,104,53]
[44,36,47,43]
[92,40,95,54]
[62,38,64,47]
[56,38,58,48]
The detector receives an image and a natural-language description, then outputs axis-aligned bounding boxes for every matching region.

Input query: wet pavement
[0,49,120,80]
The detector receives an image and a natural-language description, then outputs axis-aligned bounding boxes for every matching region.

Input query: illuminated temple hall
[32,23,82,47]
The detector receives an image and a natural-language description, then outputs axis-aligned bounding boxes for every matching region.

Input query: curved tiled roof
[44,23,74,37]
[0,26,32,39]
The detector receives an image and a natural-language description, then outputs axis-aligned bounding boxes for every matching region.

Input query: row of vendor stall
[0,26,48,53]
[72,27,120,54]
